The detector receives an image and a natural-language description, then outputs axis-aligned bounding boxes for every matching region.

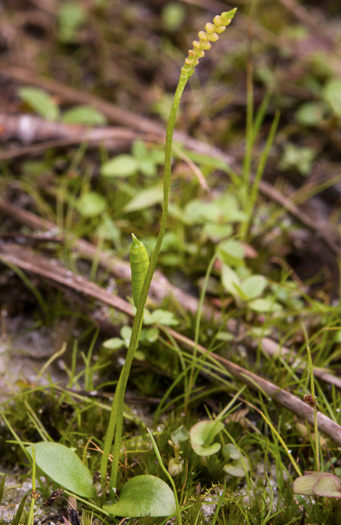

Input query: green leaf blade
[190,420,223,456]
[103,475,176,517]
[62,106,107,125]
[18,87,59,121]
[101,155,138,178]
[124,184,163,213]
[76,192,107,217]
[26,442,96,498]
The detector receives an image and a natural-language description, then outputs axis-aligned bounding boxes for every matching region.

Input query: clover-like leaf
[223,445,249,478]
[293,476,314,495]
[221,264,241,297]
[248,297,282,313]
[101,155,138,178]
[190,420,224,456]
[103,475,176,517]
[222,443,241,461]
[218,240,245,267]
[183,200,221,225]
[322,78,341,118]
[27,443,96,498]
[240,275,267,301]
[76,191,107,217]
[204,223,233,241]
[18,87,59,121]
[102,338,124,351]
[124,184,163,213]
[295,101,326,127]
[293,471,341,499]
[144,309,178,327]
[62,105,107,126]
[171,425,190,446]
[223,463,245,477]
[313,474,341,498]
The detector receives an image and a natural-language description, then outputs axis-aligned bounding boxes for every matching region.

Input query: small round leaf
[76,192,107,217]
[313,474,341,498]
[62,106,107,126]
[18,87,59,121]
[190,420,224,456]
[101,155,138,178]
[103,475,176,517]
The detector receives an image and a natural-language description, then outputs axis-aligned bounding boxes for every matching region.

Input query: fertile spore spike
[129,234,149,308]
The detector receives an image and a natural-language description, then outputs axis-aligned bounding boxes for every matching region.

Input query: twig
[0,113,161,156]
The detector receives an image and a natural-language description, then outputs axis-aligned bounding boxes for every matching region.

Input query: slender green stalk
[100,374,121,489]
[241,0,255,210]
[241,110,280,239]
[27,447,36,525]
[204,385,245,446]
[260,411,302,477]
[302,323,320,471]
[307,345,320,471]
[147,428,182,525]
[242,57,254,200]
[100,8,237,498]
[105,76,188,495]
[185,252,218,410]
[100,74,188,495]
[1,411,31,461]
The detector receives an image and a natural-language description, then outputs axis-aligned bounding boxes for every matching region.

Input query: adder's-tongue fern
[103,8,237,497]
